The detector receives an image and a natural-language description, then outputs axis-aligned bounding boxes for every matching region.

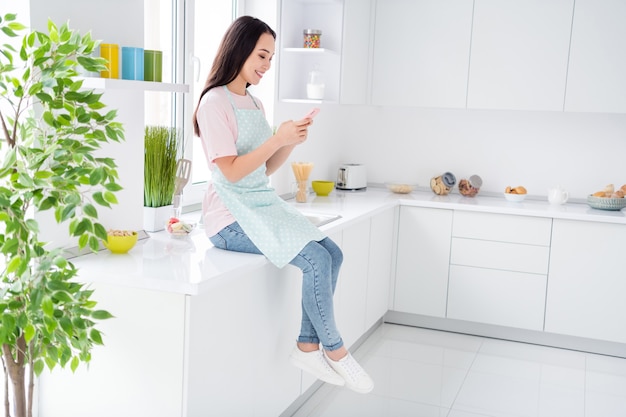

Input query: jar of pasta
[303,29,322,48]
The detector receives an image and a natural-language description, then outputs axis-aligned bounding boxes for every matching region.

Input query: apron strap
[222,85,261,110]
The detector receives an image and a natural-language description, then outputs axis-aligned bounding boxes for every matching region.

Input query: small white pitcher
[548,186,569,205]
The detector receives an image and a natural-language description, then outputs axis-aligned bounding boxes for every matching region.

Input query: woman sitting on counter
[191,16,374,394]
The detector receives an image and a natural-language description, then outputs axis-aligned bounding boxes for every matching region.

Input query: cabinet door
[186,263,303,417]
[336,218,371,348]
[453,211,552,246]
[564,0,626,113]
[448,265,547,331]
[365,208,396,329]
[371,0,473,108]
[467,0,573,111]
[38,284,186,417]
[394,207,453,317]
[340,0,373,104]
[545,219,626,344]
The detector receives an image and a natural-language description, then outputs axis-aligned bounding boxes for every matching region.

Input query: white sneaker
[289,346,345,386]
[324,352,374,394]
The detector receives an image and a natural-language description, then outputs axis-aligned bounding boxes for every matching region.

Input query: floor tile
[288,324,626,417]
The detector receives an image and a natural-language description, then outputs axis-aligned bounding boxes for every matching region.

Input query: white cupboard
[394,206,453,317]
[545,219,626,344]
[564,0,626,113]
[335,218,371,348]
[447,211,551,331]
[365,208,397,329]
[340,0,374,105]
[371,0,473,108]
[467,0,574,111]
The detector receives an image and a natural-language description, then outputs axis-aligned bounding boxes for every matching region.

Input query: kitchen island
[37,187,626,417]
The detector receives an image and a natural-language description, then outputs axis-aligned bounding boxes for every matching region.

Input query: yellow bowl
[103,232,138,254]
[312,180,335,196]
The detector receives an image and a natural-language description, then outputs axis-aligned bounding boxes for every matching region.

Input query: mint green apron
[211,87,325,268]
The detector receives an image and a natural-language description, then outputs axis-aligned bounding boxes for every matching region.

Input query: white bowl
[504,192,526,202]
[385,182,417,194]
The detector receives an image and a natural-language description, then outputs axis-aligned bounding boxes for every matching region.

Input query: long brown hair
[192,16,276,136]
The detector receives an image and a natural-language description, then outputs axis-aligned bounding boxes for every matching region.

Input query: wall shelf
[80,77,190,93]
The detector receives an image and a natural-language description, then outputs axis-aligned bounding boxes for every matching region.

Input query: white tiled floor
[290,324,626,417]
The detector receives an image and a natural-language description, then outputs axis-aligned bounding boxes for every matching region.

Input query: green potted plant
[143,125,180,232]
[0,15,122,417]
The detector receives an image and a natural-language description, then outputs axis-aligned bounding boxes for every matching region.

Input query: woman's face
[238,32,275,86]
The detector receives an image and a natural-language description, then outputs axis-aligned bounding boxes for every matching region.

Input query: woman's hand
[274,119,312,147]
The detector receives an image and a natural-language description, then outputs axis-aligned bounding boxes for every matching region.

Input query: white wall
[274,103,626,200]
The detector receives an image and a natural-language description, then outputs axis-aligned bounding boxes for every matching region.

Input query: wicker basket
[587,195,626,211]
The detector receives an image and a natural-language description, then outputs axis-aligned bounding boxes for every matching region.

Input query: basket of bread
[587,184,626,211]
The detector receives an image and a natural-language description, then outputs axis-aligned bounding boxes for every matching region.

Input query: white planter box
[143,205,173,232]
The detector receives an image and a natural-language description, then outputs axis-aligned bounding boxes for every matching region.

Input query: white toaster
[336,164,367,190]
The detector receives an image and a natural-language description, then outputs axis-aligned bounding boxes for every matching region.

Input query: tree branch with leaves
[0,14,123,417]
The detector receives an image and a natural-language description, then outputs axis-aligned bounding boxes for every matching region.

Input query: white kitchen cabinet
[365,207,397,329]
[340,0,374,104]
[447,211,551,331]
[448,266,548,330]
[394,206,453,317]
[335,217,371,348]
[278,0,344,102]
[545,219,626,344]
[186,263,303,417]
[564,0,626,113]
[467,0,574,111]
[371,0,473,108]
[38,284,187,417]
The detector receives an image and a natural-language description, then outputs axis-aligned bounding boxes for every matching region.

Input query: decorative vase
[143,205,173,232]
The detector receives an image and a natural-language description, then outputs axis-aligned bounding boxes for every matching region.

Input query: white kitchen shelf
[283,47,338,55]
[79,77,190,93]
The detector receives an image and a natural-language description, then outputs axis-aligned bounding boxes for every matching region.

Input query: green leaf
[6,255,21,273]
[23,324,35,343]
[103,182,123,192]
[89,167,103,185]
[103,191,118,205]
[83,203,97,218]
[53,291,73,303]
[91,310,114,320]
[94,223,107,240]
[34,359,45,376]
[90,329,103,345]
[70,356,79,372]
[60,317,73,337]
[41,297,54,317]
[88,236,100,252]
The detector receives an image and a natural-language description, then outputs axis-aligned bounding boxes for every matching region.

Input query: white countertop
[72,186,626,295]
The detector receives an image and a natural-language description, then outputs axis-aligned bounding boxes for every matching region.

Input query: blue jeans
[209,222,344,351]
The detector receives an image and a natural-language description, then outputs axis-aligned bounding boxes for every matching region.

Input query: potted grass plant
[0,15,121,417]
[143,125,180,232]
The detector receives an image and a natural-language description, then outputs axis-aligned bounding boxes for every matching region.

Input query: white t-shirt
[196,86,267,237]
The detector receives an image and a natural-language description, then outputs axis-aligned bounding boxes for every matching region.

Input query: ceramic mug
[548,187,569,205]
[144,50,163,82]
[122,46,144,80]
[100,43,119,78]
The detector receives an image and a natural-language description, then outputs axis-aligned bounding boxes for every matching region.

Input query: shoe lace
[339,355,365,380]
[316,351,337,374]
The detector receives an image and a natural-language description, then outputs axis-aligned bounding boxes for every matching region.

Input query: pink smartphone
[303,107,320,119]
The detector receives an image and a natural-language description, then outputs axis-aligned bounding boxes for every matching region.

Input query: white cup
[548,187,569,205]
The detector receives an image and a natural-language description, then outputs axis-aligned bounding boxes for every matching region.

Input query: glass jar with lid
[303,29,322,48]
